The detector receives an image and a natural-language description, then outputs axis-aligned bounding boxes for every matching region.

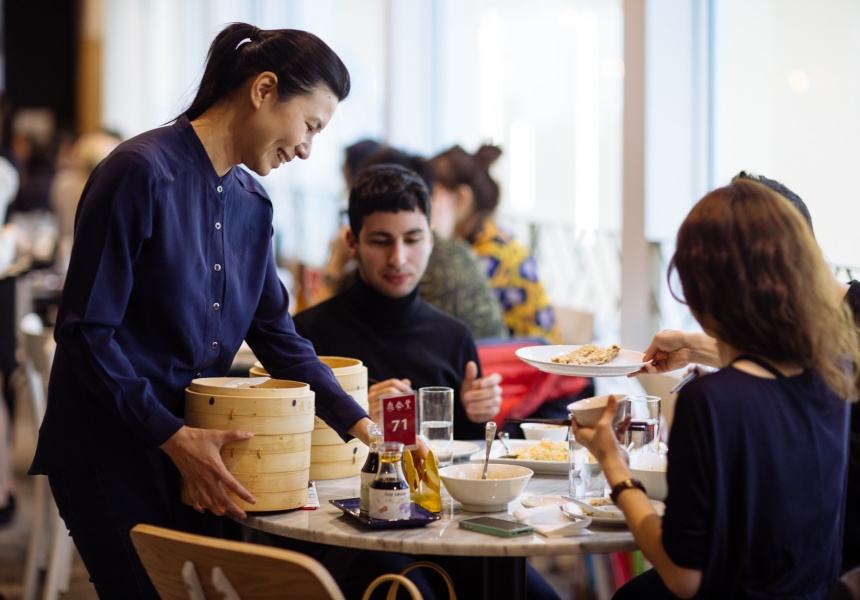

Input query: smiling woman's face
[241,83,339,176]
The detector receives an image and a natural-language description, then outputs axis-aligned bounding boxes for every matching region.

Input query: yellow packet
[402,449,442,513]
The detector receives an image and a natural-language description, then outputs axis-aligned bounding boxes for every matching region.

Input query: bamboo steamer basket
[249,358,370,479]
[183,377,315,511]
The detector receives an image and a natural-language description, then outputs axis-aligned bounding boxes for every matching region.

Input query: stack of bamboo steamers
[182,357,369,512]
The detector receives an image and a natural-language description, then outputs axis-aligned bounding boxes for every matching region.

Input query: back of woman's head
[431,144,501,213]
[671,178,859,397]
[184,23,350,121]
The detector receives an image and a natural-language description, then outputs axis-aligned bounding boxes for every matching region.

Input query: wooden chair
[130,523,423,600]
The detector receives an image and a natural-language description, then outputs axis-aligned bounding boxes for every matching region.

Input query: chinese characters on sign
[380,392,417,450]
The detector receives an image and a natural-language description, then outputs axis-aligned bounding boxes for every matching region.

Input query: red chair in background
[476,338,592,431]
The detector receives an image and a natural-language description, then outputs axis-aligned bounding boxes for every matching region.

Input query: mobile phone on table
[458,516,534,537]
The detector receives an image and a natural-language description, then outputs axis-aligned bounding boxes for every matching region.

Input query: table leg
[484,556,526,600]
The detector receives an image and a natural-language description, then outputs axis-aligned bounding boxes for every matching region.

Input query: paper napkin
[512,505,593,537]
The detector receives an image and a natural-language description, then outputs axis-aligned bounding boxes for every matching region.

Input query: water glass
[626,395,661,454]
[568,425,606,498]
[419,387,454,466]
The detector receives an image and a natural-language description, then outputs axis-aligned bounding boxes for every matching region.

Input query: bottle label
[359,472,375,514]
[368,488,411,520]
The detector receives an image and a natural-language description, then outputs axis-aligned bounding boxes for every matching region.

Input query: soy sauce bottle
[368,442,410,520]
[359,423,384,516]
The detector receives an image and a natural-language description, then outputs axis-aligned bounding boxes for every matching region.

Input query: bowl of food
[628,452,668,501]
[567,395,629,428]
[520,423,569,442]
[438,463,533,512]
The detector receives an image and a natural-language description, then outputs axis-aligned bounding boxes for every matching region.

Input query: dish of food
[562,497,665,527]
[516,345,649,377]
[551,344,620,365]
[469,439,569,475]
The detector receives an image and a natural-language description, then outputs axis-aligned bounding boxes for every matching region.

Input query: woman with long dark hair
[573,179,859,599]
[29,23,375,598]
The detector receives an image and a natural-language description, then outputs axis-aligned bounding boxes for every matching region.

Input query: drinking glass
[418,387,454,466]
[626,395,661,454]
[568,419,606,498]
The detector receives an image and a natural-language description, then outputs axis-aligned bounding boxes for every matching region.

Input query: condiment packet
[300,481,319,510]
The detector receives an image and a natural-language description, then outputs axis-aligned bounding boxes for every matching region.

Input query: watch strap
[609,478,646,504]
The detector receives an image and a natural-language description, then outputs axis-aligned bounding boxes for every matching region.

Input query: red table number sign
[380,392,417,450]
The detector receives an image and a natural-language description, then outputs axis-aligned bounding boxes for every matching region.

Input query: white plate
[562,497,665,527]
[468,439,568,475]
[515,345,649,377]
[450,440,480,460]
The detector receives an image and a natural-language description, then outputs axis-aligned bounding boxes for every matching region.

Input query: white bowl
[439,463,533,512]
[629,453,668,501]
[567,395,629,428]
[520,423,569,442]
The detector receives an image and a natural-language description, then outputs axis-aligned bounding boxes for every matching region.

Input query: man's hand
[367,378,412,421]
[159,425,256,518]
[460,361,502,423]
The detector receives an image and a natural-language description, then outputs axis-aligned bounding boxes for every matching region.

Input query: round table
[238,469,637,599]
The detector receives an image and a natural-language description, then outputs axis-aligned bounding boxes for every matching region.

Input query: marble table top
[240,471,637,558]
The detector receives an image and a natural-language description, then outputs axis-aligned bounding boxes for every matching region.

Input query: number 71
[391,419,408,431]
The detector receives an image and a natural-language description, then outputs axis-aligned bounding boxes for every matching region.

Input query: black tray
[330,498,440,529]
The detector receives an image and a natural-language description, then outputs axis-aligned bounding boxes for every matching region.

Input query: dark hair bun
[475,144,502,169]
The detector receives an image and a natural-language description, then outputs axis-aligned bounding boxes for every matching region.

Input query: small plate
[468,440,569,475]
[330,498,440,529]
[450,440,480,460]
[515,345,649,377]
[562,497,665,527]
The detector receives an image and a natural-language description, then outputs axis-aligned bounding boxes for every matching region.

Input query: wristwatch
[609,478,646,504]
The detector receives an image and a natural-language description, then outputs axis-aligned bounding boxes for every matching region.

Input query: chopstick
[670,370,698,393]
[505,417,571,426]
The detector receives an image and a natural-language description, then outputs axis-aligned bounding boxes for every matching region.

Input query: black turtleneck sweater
[293,276,485,440]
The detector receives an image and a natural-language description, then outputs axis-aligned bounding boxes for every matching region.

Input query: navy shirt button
[213,303,220,311]
[211,342,218,350]
[215,222,221,230]
[214,264,221,272]
[216,185,223,193]
[196,373,202,378]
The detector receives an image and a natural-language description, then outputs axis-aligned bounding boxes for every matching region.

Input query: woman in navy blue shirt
[29,23,374,598]
[572,179,859,599]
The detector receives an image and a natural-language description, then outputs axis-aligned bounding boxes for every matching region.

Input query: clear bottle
[359,423,384,516]
[368,442,410,520]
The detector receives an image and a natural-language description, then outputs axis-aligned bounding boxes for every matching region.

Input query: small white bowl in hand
[520,423,569,442]
[567,395,629,428]
[629,452,668,501]
[439,463,533,512]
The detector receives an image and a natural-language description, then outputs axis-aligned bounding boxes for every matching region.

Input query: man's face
[347,209,434,299]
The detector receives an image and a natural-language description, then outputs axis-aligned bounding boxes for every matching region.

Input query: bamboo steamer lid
[188,377,310,397]
[185,390,315,434]
[249,358,368,400]
[183,377,314,511]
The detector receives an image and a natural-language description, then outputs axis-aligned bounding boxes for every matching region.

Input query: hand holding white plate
[516,345,648,377]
